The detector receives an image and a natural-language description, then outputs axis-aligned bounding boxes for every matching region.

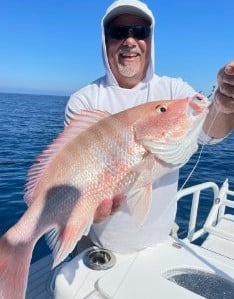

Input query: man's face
[105,14,151,88]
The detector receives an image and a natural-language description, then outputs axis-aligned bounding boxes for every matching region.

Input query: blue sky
[0,0,233,96]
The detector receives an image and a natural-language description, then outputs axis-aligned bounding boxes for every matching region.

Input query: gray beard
[117,62,140,78]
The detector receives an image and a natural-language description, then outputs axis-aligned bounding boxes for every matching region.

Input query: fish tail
[0,235,34,299]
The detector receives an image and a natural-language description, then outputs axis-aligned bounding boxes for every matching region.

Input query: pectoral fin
[127,184,152,225]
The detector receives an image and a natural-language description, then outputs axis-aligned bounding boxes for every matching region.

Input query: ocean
[0,92,233,262]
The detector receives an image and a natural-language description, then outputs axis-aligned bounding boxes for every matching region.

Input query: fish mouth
[188,94,209,118]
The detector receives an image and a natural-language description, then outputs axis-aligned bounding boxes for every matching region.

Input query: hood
[101,0,155,86]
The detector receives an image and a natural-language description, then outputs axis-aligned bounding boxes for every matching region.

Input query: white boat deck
[53,237,234,299]
[202,214,234,259]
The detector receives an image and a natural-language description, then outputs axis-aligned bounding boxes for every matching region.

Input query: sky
[0,0,233,96]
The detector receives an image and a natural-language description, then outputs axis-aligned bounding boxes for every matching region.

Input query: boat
[26,179,234,299]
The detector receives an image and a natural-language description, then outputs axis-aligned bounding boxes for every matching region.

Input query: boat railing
[176,179,234,243]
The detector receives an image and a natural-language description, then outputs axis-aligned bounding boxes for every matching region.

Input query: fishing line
[0,159,34,165]
[179,101,220,191]
[112,252,140,298]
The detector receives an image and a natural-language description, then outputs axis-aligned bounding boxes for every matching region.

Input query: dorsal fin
[24,109,111,205]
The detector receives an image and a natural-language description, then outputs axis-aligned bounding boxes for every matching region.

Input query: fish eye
[155,105,167,113]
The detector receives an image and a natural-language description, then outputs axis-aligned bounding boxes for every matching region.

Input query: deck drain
[83,247,116,271]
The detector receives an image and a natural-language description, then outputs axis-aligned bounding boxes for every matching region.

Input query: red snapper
[0,96,208,299]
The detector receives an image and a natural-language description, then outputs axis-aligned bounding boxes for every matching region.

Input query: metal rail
[176,179,234,243]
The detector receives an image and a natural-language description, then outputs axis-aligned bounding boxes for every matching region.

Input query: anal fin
[47,219,93,268]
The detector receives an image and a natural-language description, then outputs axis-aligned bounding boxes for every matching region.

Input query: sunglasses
[105,25,151,40]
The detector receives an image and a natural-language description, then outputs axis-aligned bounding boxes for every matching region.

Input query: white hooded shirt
[64,0,198,253]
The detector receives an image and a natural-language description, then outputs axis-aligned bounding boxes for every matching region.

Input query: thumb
[224,61,234,75]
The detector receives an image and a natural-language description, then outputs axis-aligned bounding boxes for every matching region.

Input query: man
[65,0,233,252]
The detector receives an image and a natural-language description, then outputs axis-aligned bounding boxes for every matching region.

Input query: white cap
[103,0,154,26]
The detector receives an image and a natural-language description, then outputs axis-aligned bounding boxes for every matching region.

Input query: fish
[0,95,208,299]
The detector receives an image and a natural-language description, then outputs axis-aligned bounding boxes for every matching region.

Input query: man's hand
[94,194,126,223]
[215,61,234,114]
